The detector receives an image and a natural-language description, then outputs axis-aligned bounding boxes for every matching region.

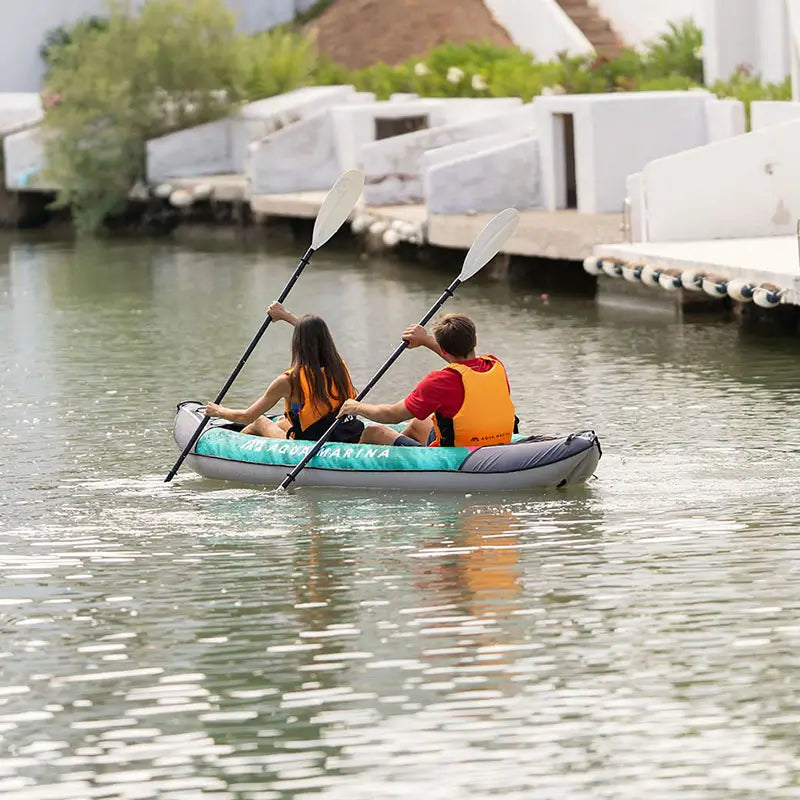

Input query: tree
[43,0,244,232]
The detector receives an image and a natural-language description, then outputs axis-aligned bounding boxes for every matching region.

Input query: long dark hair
[288,315,353,410]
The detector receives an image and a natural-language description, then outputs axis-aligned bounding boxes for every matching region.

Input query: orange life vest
[284,365,356,441]
[431,357,515,447]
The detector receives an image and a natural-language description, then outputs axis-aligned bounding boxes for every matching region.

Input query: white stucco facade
[425,137,542,215]
[627,118,800,241]
[248,99,449,196]
[0,0,315,92]
[533,91,745,215]
[703,0,791,83]
[3,126,54,191]
[146,86,358,184]
[357,101,524,206]
[0,94,43,137]
[750,99,800,129]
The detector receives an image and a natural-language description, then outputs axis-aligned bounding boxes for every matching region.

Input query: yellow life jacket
[431,357,515,447]
[284,365,356,440]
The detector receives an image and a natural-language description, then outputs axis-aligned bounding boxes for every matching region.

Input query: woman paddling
[204,302,364,443]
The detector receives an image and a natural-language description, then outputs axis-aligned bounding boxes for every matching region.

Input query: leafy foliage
[43,0,244,232]
[40,16,109,75]
[242,27,319,100]
[641,19,704,83]
[313,20,707,100]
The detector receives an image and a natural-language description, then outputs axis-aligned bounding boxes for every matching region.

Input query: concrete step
[553,0,623,55]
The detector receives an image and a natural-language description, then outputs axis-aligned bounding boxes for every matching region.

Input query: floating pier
[588,231,800,311]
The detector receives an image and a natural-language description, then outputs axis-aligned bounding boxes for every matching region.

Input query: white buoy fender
[621,263,643,283]
[583,256,602,276]
[640,264,663,288]
[382,228,401,248]
[154,183,173,199]
[726,279,755,302]
[601,258,623,278]
[702,275,728,297]
[368,220,388,237]
[169,189,194,208]
[658,269,682,291]
[681,270,705,292]
[753,284,783,308]
[350,214,371,234]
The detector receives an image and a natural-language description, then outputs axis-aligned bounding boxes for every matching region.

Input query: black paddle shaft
[279,277,462,491]
[164,246,315,483]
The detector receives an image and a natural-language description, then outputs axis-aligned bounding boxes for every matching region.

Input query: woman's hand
[267,301,296,324]
[402,324,430,348]
[338,399,360,418]
[204,402,223,418]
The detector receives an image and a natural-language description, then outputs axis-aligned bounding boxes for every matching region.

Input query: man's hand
[402,324,430,348]
[338,399,360,417]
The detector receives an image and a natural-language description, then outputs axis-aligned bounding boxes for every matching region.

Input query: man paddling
[339,313,517,447]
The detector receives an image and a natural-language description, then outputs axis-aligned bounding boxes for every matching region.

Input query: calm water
[2,230,800,799]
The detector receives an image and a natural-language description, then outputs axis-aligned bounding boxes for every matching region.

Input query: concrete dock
[164,174,624,260]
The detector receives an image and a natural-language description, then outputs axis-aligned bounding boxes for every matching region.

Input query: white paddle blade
[310,169,365,250]
[459,208,520,282]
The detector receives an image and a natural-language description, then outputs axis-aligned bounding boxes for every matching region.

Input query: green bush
[318,20,707,100]
[40,16,109,75]
[43,0,244,232]
[642,19,703,83]
[241,27,319,100]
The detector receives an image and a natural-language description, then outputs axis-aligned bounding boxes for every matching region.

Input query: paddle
[277,207,521,492]
[164,168,365,483]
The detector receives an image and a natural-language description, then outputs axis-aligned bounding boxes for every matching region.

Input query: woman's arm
[267,301,299,327]
[339,398,412,424]
[205,374,291,424]
[403,324,445,360]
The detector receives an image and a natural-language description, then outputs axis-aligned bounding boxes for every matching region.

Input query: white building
[0,0,316,93]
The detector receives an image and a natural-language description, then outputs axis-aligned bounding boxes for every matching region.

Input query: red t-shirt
[404,355,510,420]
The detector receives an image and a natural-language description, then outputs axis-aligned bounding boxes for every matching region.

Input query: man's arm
[339,398,412,424]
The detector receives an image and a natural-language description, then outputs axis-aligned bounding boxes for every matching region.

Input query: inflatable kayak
[173,402,601,491]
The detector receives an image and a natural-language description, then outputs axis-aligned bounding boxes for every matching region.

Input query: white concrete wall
[704,0,791,83]
[429,97,524,126]
[625,172,646,241]
[634,119,800,241]
[425,137,542,214]
[250,97,480,196]
[0,0,310,92]
[421,125,537,171]
[147,86,357,183]
[590,0,704,46]
[3,127,54,191]
[359,105,532,206]
[147,119,236,184]
[247,110,342,194]
[750,100,800,129]
[790,0,800,99]
[706,98,747,141]
[486,0,594,58]
[332,100,448,186]
[534,92,734,214]
[0,94,43,137]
